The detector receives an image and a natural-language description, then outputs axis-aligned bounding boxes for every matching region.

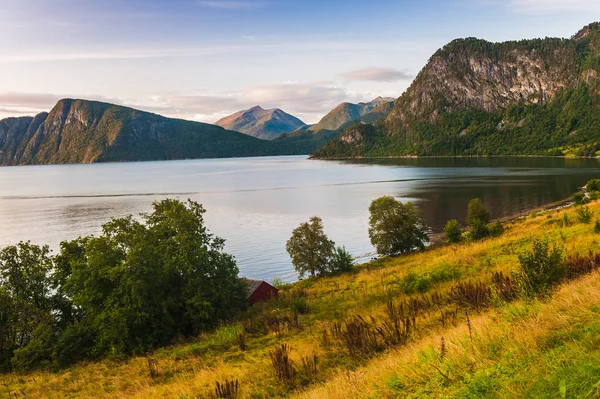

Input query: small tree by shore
[286,217,335,278]
[368,196,429,256]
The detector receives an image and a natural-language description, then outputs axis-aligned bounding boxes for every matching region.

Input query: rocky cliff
[314,23,600,158]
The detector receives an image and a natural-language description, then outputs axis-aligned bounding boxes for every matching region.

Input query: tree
[286,216,335,278]
[328,246,355,274]
[61,199,247,357]
[444,219,462,243]
[0,242,54,371]
[466,198,491,239]
[368,196,429,256]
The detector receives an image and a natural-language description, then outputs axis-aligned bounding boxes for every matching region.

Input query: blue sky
[0,0,598,123]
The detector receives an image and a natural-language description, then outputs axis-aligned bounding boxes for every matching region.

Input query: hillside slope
[0,100,307,165]
[307,97,393,133]
[4,198,600,398]
[314,23,600,158]
[215,106,306,140]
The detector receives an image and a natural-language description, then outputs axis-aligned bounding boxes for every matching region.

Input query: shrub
[399,272,431,294]
[489,221,504,236]
[328,246,355,274]
[576,206,593,224]
[573,193,589,205]
[469,220,490,240]
[516,239,564,297]
[291,297,310,315]
[444,219,462,243]
[586,179,600,192]
[595,221,600,234]
[467,198,491,227]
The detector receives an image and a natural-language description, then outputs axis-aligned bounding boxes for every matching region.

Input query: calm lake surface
[1,155,599,281]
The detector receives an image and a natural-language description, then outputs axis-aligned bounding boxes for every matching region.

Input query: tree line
[0,199,247,372]
[1,195,503,372]
[286,196,502,278]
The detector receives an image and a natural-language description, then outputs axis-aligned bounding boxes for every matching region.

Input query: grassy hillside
[3,199,600,398]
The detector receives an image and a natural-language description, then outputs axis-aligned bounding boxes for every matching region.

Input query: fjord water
[1,155,598,281]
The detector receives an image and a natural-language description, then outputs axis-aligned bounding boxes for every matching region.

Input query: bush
[291,298,310,315]
[573,193,589,205]
[469,220,490,240]
[328,246,355,274]
[466,198,491,239]
[586,179,600,192]
[576,206,593,224]
[595,221,600,234]
[444,219,462,243]
[516,239,564,297]
[467,198,491,227]
[399,272,431,294]
[489,221,505,236]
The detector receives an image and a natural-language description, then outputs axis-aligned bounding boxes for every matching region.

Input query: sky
[0,0,598,124]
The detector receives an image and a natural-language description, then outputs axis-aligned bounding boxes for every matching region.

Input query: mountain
[313,23,600,158]
[215,106,306,140]
[0,99,277,166]
[307,97,394,133]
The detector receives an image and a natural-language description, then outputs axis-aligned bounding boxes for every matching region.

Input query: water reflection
[0,155,598,281]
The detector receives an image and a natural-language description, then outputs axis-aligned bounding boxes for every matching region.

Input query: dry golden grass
[2,200,600,398]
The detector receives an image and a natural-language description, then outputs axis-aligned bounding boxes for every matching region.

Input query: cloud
[0,81,399,125]
[340,67,413,82]
[197,1,263,9]
[143,81,385,124]
[0,92,126,118]
[1,41,382,63]
[0,92,64,108]
[500,0,600,14]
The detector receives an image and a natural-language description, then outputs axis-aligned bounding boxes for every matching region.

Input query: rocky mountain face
[215,106,306,140]
[314,23,600,158]
[308,97,394,132]
[0,99,275,165]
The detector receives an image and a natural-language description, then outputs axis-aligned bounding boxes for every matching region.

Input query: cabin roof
[245,279,267,298]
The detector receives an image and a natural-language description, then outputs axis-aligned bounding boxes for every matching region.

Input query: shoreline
[427,195,576,244]
[311,154,600,160]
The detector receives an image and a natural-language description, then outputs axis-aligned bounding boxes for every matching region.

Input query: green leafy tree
[0,242,54,371]
[286,216,335,278]
[328,246,355,274]
[61,199,247,357]
[368,196,429,256]
[467,198,491,239]
[444,219,462,243]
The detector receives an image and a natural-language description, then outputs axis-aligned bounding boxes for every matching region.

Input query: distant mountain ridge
[0,99,280,165]
[215,106,305,140]
[305,97,394,133]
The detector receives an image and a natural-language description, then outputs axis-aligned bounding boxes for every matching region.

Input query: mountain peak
[308,97,395,132]
[248,105,265,112]
[215,106,305,140]
[573,22,600,41]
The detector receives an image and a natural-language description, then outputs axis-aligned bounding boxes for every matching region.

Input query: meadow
[3,199,600,399]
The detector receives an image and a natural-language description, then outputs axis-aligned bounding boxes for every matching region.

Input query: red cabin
[245,279,279,305]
